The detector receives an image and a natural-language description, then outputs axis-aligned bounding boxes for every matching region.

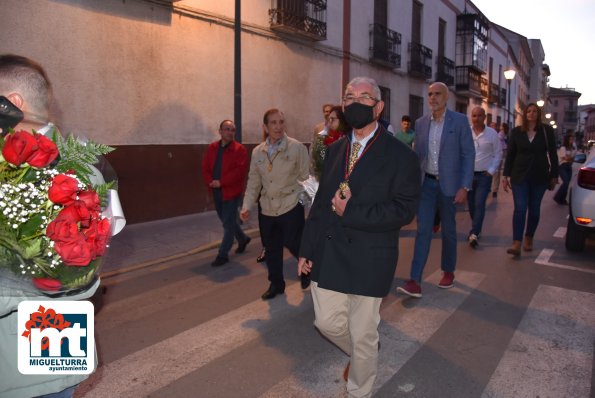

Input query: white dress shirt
[472,126,502,175]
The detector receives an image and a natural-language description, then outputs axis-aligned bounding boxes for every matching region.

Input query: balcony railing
[436,56,455,86]
[269,0,327,41]
[488,82,500,104]
[564,111,578,124]
[455,66,482,97]
[369,23,401,69]
[480,77,488,98]
[408,41,432,79]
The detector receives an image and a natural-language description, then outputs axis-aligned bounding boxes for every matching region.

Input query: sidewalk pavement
[100,210,261,277]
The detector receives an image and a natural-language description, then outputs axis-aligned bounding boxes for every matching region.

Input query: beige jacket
[242,134,309,217]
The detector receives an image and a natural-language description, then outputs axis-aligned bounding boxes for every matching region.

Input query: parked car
[566,151,595,251]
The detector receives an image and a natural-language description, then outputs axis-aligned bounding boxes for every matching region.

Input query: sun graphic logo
[18,301,95,375]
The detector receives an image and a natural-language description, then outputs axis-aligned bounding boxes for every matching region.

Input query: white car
[566,150,595,251]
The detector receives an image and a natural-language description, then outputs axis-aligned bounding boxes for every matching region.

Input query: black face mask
[343,102,375,129]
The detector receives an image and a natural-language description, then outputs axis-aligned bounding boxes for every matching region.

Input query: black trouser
[258,204,304,287]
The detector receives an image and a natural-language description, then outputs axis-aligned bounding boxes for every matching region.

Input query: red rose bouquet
[0,129,114,293]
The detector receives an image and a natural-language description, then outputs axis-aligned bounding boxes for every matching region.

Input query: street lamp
[536,99,545,107]
[504,67,516,128]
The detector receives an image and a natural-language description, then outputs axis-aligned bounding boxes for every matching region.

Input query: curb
[100,228,261,279]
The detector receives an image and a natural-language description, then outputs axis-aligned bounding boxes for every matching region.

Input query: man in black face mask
[298,77,421,397]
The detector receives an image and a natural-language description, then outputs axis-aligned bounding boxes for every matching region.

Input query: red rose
[2,130,38,166]
[27,134,59,168]
[57,201,93,228]
[48,174,80,205]
[32,277,62,291]
[83,218,111,256]
[323,130,344,146]
[78,190,101,211]
[54,235,93,266]
[46,218,80,243]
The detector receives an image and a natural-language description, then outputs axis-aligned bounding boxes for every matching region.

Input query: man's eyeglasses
[342,94,379,104]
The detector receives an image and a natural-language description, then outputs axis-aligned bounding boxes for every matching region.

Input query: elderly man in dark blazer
[397,82,475,298]
[298,77,421,398]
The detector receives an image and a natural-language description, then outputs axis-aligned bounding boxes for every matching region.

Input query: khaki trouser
[311,282,382,398]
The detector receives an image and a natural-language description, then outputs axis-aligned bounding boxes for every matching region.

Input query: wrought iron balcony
[408,41,432,79]
[369,23,401,69]
[564,111,578,124]
[436,56,455,86]
[269,0,327,41]
[488,82,500,104]
[480,77,489,98]
[455,66,482,97]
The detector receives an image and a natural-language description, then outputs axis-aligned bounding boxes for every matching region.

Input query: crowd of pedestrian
[0,50,566,398]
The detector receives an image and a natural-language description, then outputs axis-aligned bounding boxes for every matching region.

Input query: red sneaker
[396,280,422,298]
[438,272,454,289]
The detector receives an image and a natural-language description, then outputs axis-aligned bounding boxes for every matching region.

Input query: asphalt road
[76,189,595,398]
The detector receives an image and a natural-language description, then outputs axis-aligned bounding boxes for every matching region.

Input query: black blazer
[503,124,559,184]
[299,126,421,297]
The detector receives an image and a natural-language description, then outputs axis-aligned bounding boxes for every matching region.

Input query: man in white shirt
[467,106,502,248]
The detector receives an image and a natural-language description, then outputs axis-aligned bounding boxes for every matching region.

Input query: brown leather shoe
[523,236,533,252]
[506,240,522,257]
[343,362,350,382]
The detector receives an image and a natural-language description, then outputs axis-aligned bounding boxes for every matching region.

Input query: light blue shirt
[427,111,445,175]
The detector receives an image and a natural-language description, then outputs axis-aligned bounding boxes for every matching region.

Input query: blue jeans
[410,178,457,282]
[467,172,493,236]
[511,178,548,241]
[553,163,571,203]
[213,192,248,259]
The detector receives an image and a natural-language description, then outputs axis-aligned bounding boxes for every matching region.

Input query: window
[438,18,446,57]
[412,1,422,43]
[455,13,488,71]
[409,95,423,123]
[379,85,391,123]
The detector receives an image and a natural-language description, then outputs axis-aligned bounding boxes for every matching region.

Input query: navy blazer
[414,109,475,196]
[299,125,421,297]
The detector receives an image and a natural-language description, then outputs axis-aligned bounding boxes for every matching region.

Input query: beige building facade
[1,0,554,222]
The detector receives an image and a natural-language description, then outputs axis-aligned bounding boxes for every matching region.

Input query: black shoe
[256,250,266,263]
[235,237,251,254]
[261,284,285,300]
[300,273,311,289]
[211,256,229,267]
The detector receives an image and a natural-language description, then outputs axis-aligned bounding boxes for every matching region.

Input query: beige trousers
[311,282,382,398]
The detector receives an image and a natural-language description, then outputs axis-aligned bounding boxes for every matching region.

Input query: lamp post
[536,99,545,107]
[504,68,516,128]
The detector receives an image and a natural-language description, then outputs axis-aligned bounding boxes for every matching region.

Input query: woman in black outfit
[502,103,559,256]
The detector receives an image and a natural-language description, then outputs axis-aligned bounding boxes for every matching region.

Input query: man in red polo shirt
[202,120,251,266]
